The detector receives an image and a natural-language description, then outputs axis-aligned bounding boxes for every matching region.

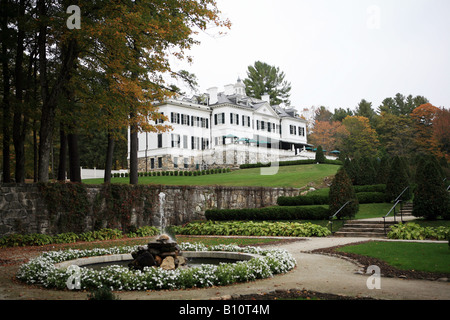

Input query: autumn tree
[433,107,450,159]
[337,116,379,158]
[410,103,443,159]
[243,61,291,106]
[308,120,342,153]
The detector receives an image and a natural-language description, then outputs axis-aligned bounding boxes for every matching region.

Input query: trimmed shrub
[277,194,329,206]
[329,167,359,219]
[353,184,386,193]
[385,156,411,202]
[413,158,449,220]
[356,192,387,204]
[205,206,330,221]
[315,145,326,163]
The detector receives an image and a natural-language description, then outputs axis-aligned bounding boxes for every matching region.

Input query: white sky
[175,0,450,113]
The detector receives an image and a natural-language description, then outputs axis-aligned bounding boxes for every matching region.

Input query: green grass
[355,203,394,219]
[337,241,450,274]
[83,164,340,188]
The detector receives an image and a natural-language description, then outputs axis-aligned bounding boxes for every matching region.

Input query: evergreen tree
[329,168,359,219]
[356,157,376,185]
[385,156,411,202]
[243,61,291,106]
[343,157,359,185]
[413,158,449,220]
[376,156,390,184]
[315,145,326,163]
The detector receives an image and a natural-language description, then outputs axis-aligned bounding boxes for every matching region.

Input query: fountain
[158,192,166,235]
[128,234,186,271]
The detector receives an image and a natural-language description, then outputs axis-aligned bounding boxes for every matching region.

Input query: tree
[243,61,291,106]
[355,99,376,123]
[337,116,379,158]
[376,155,390,185]
[355,157,376,186]
[329,167,359,219]
[410,103,443,159]
[375,112,415,158]
[308,120,342,154]
[385,156,411,202]
[314,106,333,122]
[413,158,449,220]
[433,107,450,159]
[331,107,353,122]
[378,93,428,115]
[315,145,326,163]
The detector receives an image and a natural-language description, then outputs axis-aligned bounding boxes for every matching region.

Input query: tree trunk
[129,118,139,185]
[57,128,67,181]
[68,132,81,183]
[37,0,79,182]
[12,0,27,183]
[1,0,11,182]
[104,131,115,183]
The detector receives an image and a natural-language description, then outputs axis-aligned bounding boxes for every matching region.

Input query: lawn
[83,164,339,188]
[337,241,450,274]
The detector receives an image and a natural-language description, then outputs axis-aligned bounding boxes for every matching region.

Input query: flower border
[16,243,296,291]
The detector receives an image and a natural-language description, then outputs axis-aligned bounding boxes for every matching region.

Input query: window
[157,134,163,148]
[248,116,251,127]
[183,135,188,149]
[158,112,165,124]
[230,113,233,125]
[173,157,178,168]
[215,113,225,125]
[257,120,260,130]
[184,158,189,169]
[150,158,155,169]
[171,134,180,148]
[261,121,265,131]
[158,157,162,168]
[299,127,305,136]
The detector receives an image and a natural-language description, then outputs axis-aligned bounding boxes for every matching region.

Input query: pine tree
[329,168,359,219]
[315,145,326,163]
[356,157,376,185]
[413,158,449,220]
[385,156,411,202]
[376,156,390,184]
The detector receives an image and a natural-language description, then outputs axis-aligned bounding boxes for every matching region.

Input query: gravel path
[1,236,448,300]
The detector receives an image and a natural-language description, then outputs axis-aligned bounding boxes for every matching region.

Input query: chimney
[261,93,270,103]
[224,84,235,96]
[207,87,218,105]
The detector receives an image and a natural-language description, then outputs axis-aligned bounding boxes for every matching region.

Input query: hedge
[353,184,386,193]
[239,159,342,169]
[356,192,387,204]
[205,205,330,221]
[277,194,329,206]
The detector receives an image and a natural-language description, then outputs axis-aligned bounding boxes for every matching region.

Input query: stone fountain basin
[54,251,261,270]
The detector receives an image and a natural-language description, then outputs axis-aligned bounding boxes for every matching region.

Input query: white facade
[129,79,311,171]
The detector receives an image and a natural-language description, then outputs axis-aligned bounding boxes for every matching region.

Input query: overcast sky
[175,0,450,113]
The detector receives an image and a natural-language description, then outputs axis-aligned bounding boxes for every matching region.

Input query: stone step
[333,231,387,238]
[344,220,396,225]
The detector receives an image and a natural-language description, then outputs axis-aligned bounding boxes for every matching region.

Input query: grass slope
[83,164,339,188]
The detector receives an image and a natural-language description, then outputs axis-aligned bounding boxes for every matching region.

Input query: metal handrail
[383,186,409,235]
[394,186,409,203]
[329,200,353,234]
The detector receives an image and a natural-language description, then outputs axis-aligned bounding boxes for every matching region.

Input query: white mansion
[130,79,312,171]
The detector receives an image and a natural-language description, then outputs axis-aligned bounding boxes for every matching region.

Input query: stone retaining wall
[0,183,299,237]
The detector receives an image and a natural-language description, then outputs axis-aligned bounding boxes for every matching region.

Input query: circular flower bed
[16,243,296,291]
